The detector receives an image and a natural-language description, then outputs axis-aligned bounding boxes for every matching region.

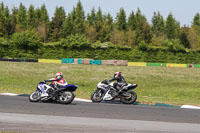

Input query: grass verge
[0,61,200,105]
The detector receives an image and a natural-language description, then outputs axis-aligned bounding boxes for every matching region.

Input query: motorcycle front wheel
[121,91,137,104]
[91,90,104,103]
[29,91,42,102]
[58,91,75,104]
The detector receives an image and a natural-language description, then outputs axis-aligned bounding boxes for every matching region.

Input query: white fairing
[38,84,54,93]
[109,82,115,86]
[122,83,137,89]
[38,84,43,91]
[103,90,113,100]
[97,82,105,88]
[45,84,54,91]
[103,83,116,101]
[97,82,114,101]
[132,84,137,86]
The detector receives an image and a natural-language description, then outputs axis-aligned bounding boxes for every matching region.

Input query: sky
[1,0,200,26]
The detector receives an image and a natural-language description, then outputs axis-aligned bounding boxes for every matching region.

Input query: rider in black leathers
[108,72,127,92]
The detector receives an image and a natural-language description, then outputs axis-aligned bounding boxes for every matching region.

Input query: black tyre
[121,91,137,104]
[29,91,42,102]
[58,91,75,104]
[91,90,104,103]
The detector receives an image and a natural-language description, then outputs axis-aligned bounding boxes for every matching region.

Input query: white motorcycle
[91,80,137,104]
[29,81,77,104]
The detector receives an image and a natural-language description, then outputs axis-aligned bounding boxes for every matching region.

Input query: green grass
[0,61,200,106]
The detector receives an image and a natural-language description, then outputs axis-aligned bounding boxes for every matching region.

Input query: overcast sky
[1,0,200,26]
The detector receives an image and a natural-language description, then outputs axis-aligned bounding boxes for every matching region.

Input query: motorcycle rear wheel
[29,91,42,102]
[58,91,75,104]
[121,91,137,104]
[91,90,104,103]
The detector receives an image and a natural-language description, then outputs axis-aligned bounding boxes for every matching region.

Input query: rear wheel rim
[60,92,72,101]
[124,94,133,101]
[121,92,137,103]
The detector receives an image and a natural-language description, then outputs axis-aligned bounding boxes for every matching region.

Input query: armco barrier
[186,64,200,68]
[38,59,61,64]
[102,60,117,65]
[194,64,200,68]
[72,58,79,64]
[128,62,146,67]
[101,60,128,66]
[2,57,200,68]
[77,59,82,64]
[116,60,128,66]
[0,58,38,62]
[25,59,38,62]
[166,63,187,68]
[147,63,166,67]
[90,60,102,65]
[82,59,92,65]
[62,58,74,64]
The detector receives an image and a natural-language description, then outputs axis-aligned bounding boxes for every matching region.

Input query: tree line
[1,1,200,50]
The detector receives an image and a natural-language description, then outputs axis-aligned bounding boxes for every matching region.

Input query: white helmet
[55,72,63,78]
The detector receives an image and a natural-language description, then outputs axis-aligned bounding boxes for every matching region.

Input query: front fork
[96,89,102,97]
[97,88,107,95]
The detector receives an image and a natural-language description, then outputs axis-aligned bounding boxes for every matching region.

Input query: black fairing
[127,84,137,91]
[60,84,78,92]
[66,86,77,92]
[52,84,77,96]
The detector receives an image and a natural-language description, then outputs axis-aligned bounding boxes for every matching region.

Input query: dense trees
[151,12,165,36]
[11,29,41,50]
[74,0,85,34]
[1,1,200,50]
[116,8,127,31]
[165,13,180,39]
[48,7,66,41]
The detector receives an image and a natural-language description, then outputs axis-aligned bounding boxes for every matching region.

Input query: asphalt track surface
[0,95,200,133]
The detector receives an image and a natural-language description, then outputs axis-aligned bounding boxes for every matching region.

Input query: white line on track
[0,92,92,102]
[74,98,92,102]
[181,105,200,109]
[1,93,200,109]
[0,93,19,96]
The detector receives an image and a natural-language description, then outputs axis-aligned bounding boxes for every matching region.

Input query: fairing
[60,84,78,92]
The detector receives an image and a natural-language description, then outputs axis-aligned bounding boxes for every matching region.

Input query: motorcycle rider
[108,72,127,92]
[41,72,68,97]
